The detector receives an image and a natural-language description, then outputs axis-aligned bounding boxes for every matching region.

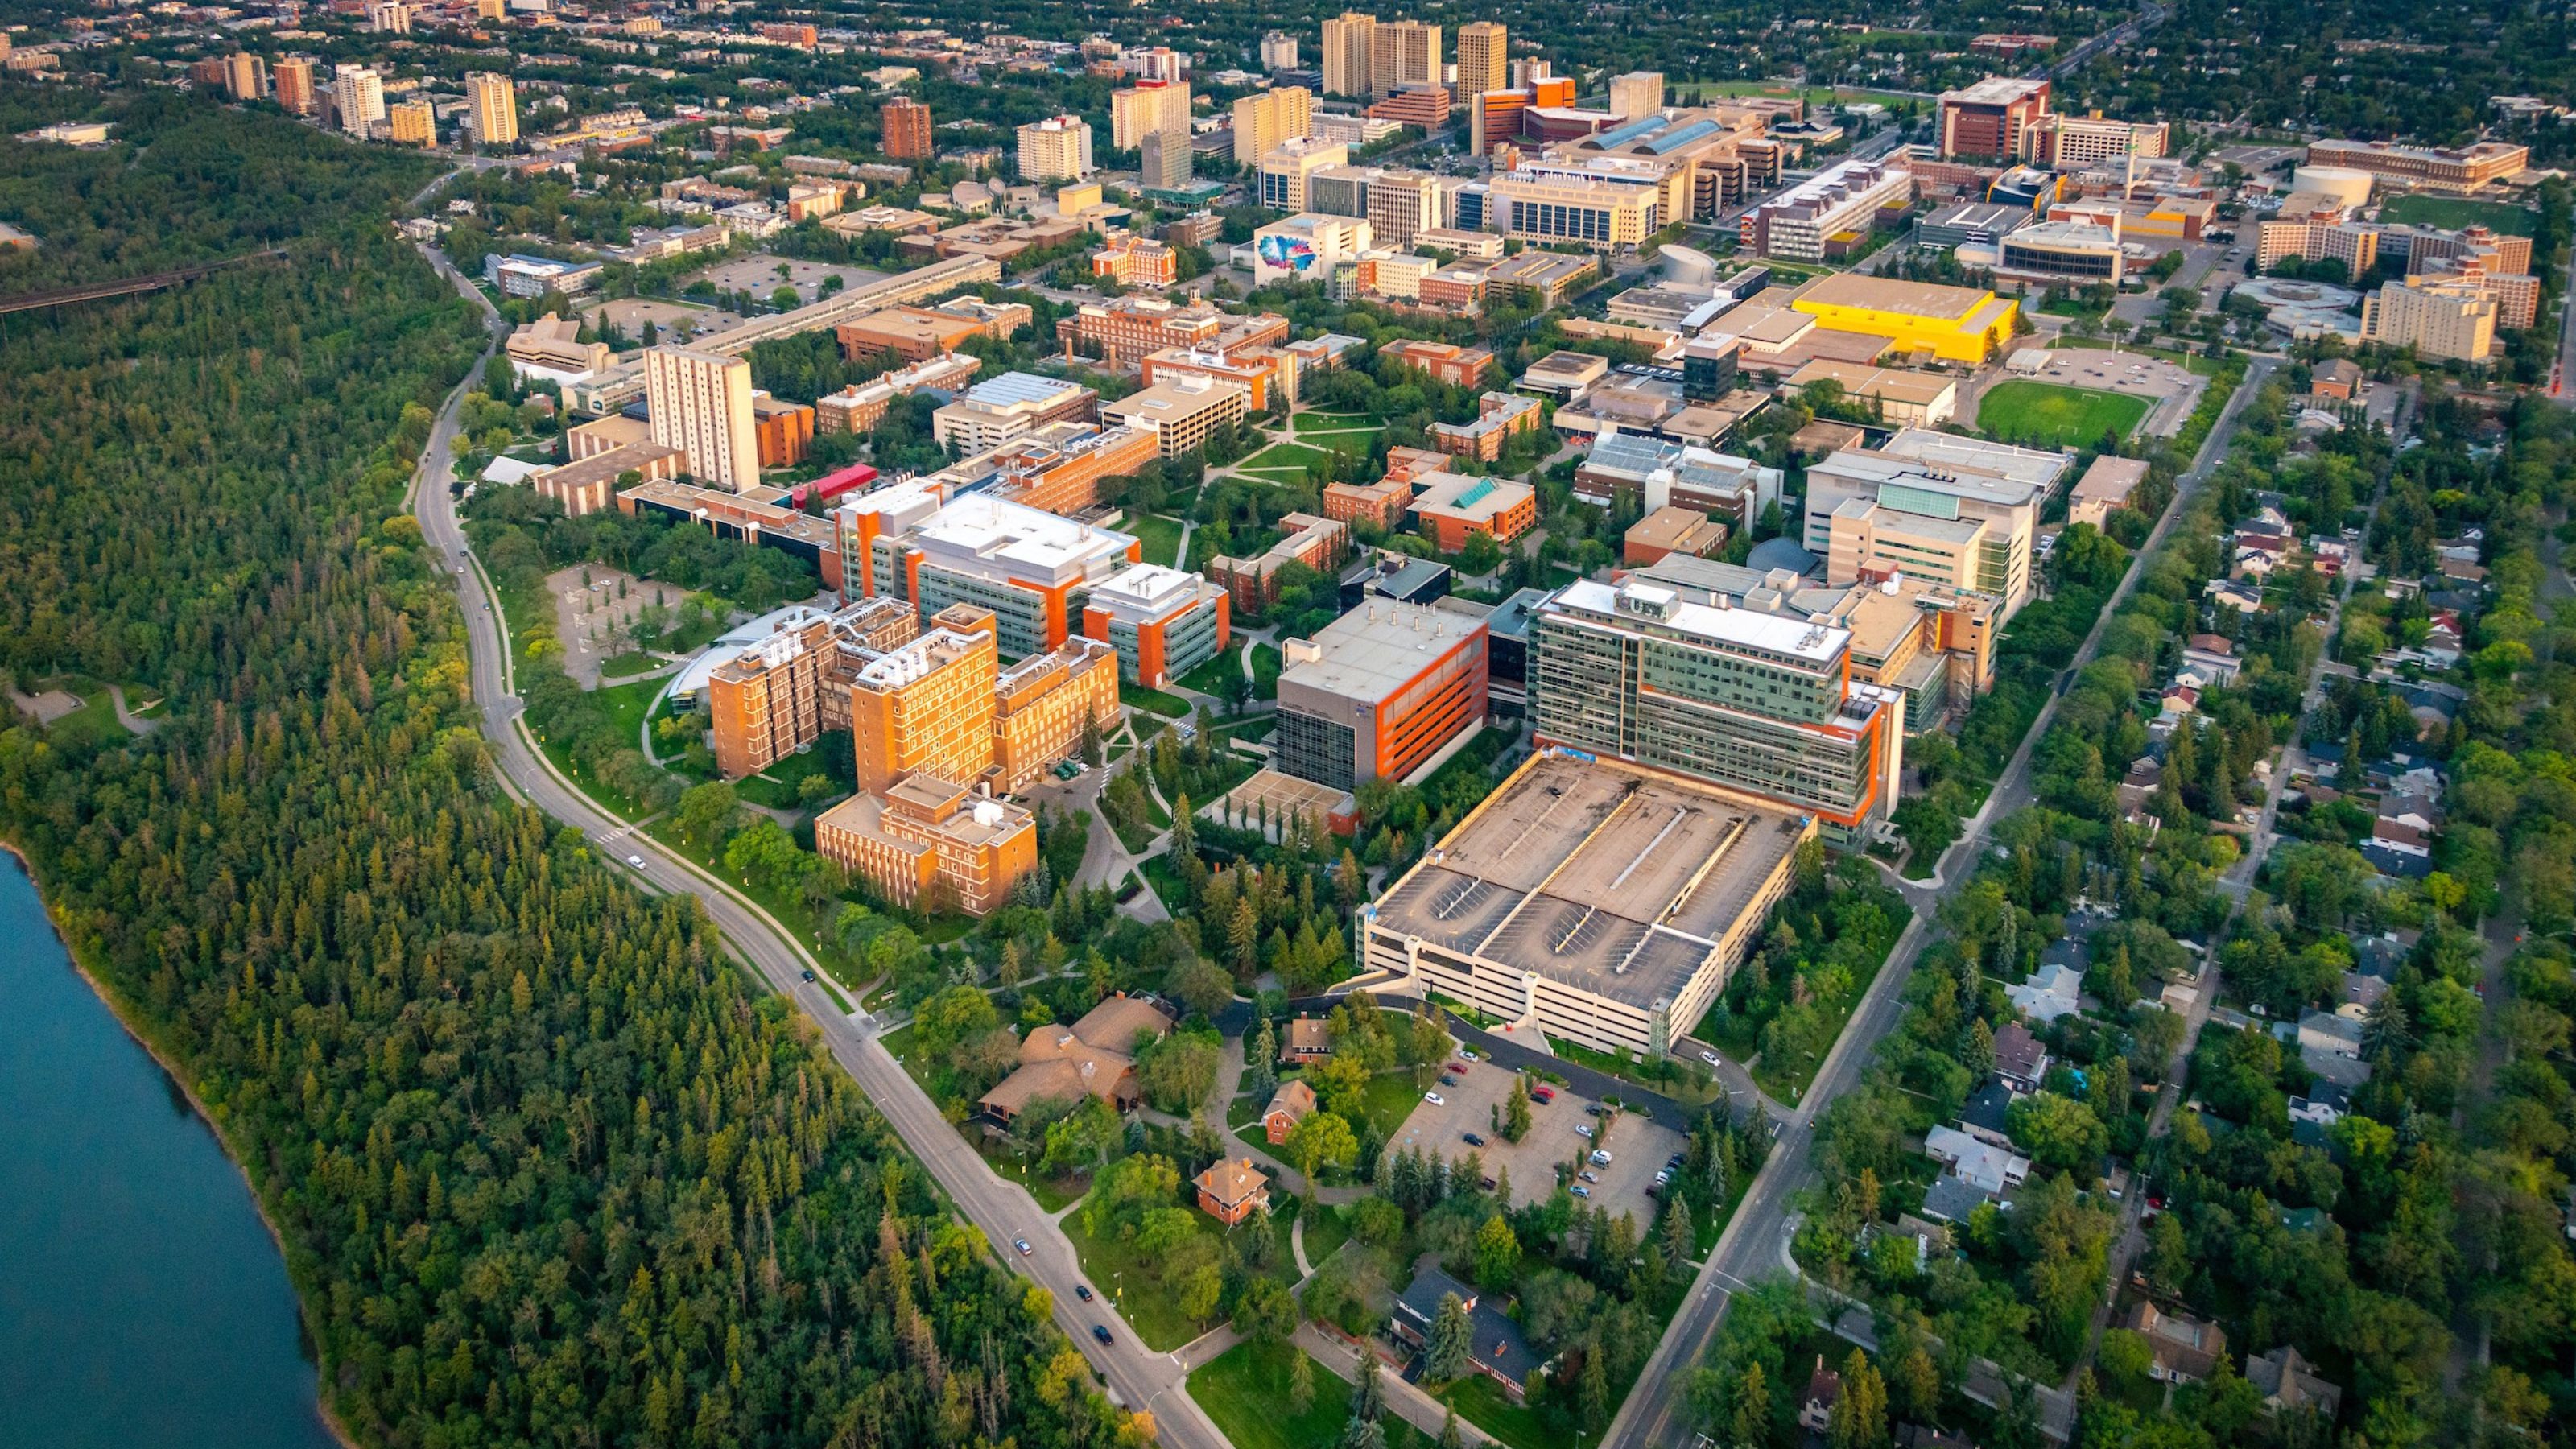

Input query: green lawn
[1188,1341,1353,1449]
[1293,411,1385,434]
[1298,1200,1352,1267]
[2375,193,2535,237]
[1356,1071,1430,1142]
[1428,1373,1552,1449]
[1121,682,1195,718]
[1238,441,1335,473]
[1128,511,1188,568]
[1066,1200,1297,1350]
[1975,379,2152,449]
[1175,649,1249,698]
[597,650,662,681]
[1249,642,1284,699]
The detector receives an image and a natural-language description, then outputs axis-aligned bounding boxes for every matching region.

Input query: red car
[1530,1087,1556,1104]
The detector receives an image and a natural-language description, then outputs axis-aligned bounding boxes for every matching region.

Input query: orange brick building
[1205,511,1349,613]
[1379,339,1496,387]
[848,609,1004,796]
[1090,232,1178,289]
[1141,347,1288,413]
[1368,85,1452,127]
[973,423,1161,516]
[993,638,1121,791]
[1324,476,1415,530]
[837,302,1028,362]
[1273,599,1490,791]
[1057,295,1294,370]
[881,97,933,159]
[752,394,815,468]
[1193,1158,1271,1225]
[1426,392,1542,464]
[1411,469,1538,551]
[812,774,1034,914]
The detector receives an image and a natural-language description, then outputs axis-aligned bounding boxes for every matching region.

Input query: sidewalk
[1294,1323,1495,1448]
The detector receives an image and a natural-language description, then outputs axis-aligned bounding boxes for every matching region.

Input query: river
[0,855,344,1449]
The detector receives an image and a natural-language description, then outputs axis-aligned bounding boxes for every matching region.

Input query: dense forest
[0,85,1148,1449]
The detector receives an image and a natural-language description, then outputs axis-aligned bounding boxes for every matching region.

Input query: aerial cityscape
[1,0,2573,1447]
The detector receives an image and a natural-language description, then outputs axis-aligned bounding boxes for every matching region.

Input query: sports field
[1976,380,2151,449]
[2374,194,2535,237]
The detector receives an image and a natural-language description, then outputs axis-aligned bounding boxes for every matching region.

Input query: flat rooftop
[1371,752,1810,1010]
[1282,599,1485,704]
[1794,270,2000,324]
[909,493,1137,578]
[1552,576,1851,667]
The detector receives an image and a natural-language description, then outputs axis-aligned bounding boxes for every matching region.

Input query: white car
[1458,1048,1479,1061]
[1423,1092,1447,1105]
[1699,1050,1722,1067]
[1575,1124,1594,1137]
[626,854,646,869]
[1590,1150,1613,1166]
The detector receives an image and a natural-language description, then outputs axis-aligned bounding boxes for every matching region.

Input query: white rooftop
[1555,577,1851,666]
[910,493,1137,581]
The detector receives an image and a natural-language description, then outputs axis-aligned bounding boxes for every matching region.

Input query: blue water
[0,856,343,1449]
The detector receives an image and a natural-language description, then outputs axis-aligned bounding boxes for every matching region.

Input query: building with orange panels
[1368,84,1452,128]
[847,612,1003,796]
[751,394,815,468]
[761,21,817,46]
[881,97,933,159]
[1142,346,1290,413]
[960,423,1161,516]
[691,597,918,778]
[845,490,1142,658]
[1426,391,1542,463]
[1323,475,1415,530]
[1090,232,1178,289]
[1274,598,1488,791]
[993,636,1121,791]
[838,302,1026,362]
[1411,469,1538,551]
[1082,564,1230,687]
[1194,1158,1271,1226]
[1378,339,1496,387]
[812,774,1034,915]
[1206,511,1350,613]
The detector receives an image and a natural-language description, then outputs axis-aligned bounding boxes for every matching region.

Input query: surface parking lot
[1385,1045,1683,1227]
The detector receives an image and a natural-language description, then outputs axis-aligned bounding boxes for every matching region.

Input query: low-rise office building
[1380,340,1496,387]
[815,774,1034,914]
[1361,749,1814,1056]
[1426,391,1543,463]
[1207,511,1349,613]
[1804,429,2068,617]
[1411,470,1538,549]
[1099,374,1252,459]
[1740,157,1914,261]
[1572,432,1783,527]
[932,372,1100,453]
[1080,563,1231,687]
[1274,597,1488,791]
[814,353,983,434]
[1781,361,1959,427]
[1785,273,2020,365]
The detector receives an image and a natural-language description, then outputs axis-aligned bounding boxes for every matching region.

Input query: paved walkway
[1294,1324,1495,1448]
[105,683,161,736]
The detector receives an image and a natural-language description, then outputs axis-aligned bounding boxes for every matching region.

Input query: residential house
[1920,1176,1992,1224]
[1926,1125,2032,1195]
[1195,1158,1272,1225]
[2179,634,2241,688]
[976,994,1173,1123]
[1280,1016,1332,1063]
[2007,961,2084,1025]
[2246,1345,2343,1421]
[1799,1356,1843,1433]
[1992,1020,2050,1092]
[1391,1255,1548,1403]
[1959,1080,2017,1150]
[1263,1078,1319,1144]
[2122,1301,2228,1383]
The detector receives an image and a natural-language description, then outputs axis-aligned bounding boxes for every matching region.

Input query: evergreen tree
[1439,1407,1465,1449]
[1290,1348,1317,1414]
[1426,1292,1474,1382]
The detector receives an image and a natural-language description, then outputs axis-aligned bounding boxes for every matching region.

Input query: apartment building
[881,97,933,159]
[1372,21,1441,97]
[1938,77,2051,160]
[2306,138,2529,192]
[1081,564,1231,687]
[1274,599,1487,791]
[1803,430,2068,617]
[814,353,982,434]
[1111,78,1191,151]
[1740,157,1914,261]
[1362,169,1456,249]
[1232,85,1316,167]
[931,372,1100,453]
[1379,339,1494,386]
[1321,11,1377,97]
[1207,511,1350,613]
[1455,23,1509,102]
[2029,113,2167,169]
[1261,31,1300,71]
[370,2,412,34]
[1016,114,1096,181]
[1259,136,1350,211]
[1361,749,1814,1057]
[333,66,386,139]
[845,489,1141,657]
[1057,295,1291,369]
[389,102,435,147]
[993,636,1122,790]
[1099,374,1253,459]
[1530,577,1905,836]
[645,345,762,493]
[707,619,834,779]
[2362,272,2500,361]
[224,52,267,101]
[466,72,518,147]
[1427,391,1543,464]
[272,56,316,115]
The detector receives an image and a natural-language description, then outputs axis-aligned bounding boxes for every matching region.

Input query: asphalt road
[1603,356,2279,1449]
[405,245,1235,1449]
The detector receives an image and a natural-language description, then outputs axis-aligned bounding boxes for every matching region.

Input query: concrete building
[1143,346,1293,413]
[1253,212,1373,285]
[466,72,518,147]
[881,97,933,159]
[1608,72,1665,120]
[814,353,981,435]
[1455,22,1509,104]
[1232,85,1316,167]
[1274,598,1488,791]
[1111,77,1191,151]
[1803,430,2070,617]
[1412,470,1538,548]
[1740,157,1914,261]
[505,313,611,381]
[1572,432,1784,527]
[843,489,1141,657]
[1938,77,2051,160]
[1099,374,1252,458]
[1786,272,2019,364]
[932,372,1099,453]
[1261,31,1300,72]
[1781,361,1959,427]
[2305,138,2528,192]
[224,52,267,101]
[2068,455,2149,530]
[1016,114,1096,181]
[1362,169,1457,250]
[2362,271,2500,361]
[389,101,435,147]
[1362,749,1814,1055]
[837,299,1029,362]
[1081,563,1230,687]
[1258,136,1350,210]
[272,56,316,116]
[369,2,413,34]
[1487,158,1668,250]
[1321,12,1377,97]
[1372,20,1442,98]
[1530,577,1905,835]
[333,66,386,140]
[646,345,762,493]
[1207,511,1349,613]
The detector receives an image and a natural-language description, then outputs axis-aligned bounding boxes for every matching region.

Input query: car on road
[1092,1324,1113,1346]
[1075,1284,1093,1301]
[1699,1050,1722,1067]
[1462,1132,1485,1146]
[1571,1184,1591,1199]
[1575,1124,1594,1137]
[1423,1092,1447,1105]
[1013,1237,1033,1256]
[800,969,815,981]
[626,854,646,869]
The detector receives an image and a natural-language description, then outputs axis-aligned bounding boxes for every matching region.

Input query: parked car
[1530,1087,1555,1104]
[1578,1170,1600,1183]
[800,969,815,982]
[1575,1124,1594,1137]
[1092,1325,1114,1346]
[1589,1150,1613,1166]
[1013,1238,1033,1256]
[1583,1104,1603,1117]
[1458,1048,1479,1061]
[1075,1284,1093,1302]
[1462,1132,1486,1146]
[1571,1184,1591,1199]
[1699,1050,1721,1067]
[1423,1092,1447,1105]
[1449,1061,1473,1074]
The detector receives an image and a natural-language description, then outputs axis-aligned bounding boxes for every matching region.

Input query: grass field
[2375,193,2535,237]
[1121,682,1195,718]
[1239,441,1335,473]
[1127,511,1187,567]
[1428,1373,1551,1449]
[1976,379,2152,448]
[1187,1342,1352,1449]
[1293,411,1385,434]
